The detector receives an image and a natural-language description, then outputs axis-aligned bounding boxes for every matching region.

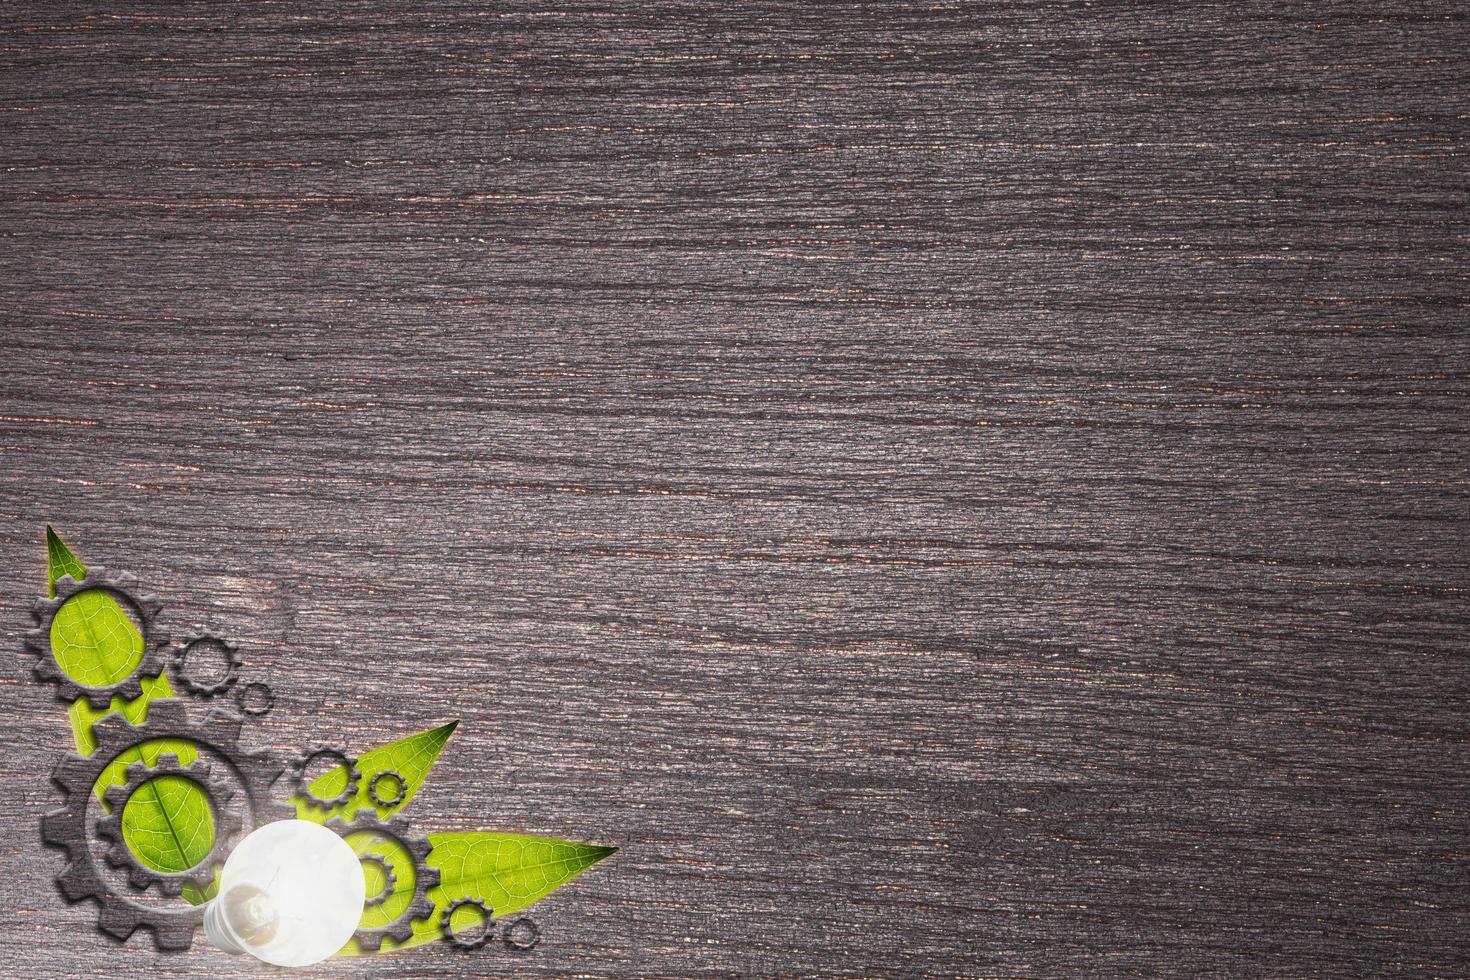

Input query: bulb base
[203,898,246,956]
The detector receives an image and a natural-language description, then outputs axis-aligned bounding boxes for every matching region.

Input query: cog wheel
[25,568,167,708]
[289,746,361,811]
[325,811,440,952]
[235,680,274,717]
[171,631,242,698]
[504,916,542,951]
[368,769,407,808]
[440,898,493,950]
[39,699,294,951]
[360,852,397,909]
[95,753,244,896]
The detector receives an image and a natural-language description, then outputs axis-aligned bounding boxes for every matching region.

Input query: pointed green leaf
[45,525,86,596]
[44,527,145,686]
[294,721,458,823]
[337,832,617,955]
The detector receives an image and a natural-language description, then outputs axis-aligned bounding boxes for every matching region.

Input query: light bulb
[204,819,365,968]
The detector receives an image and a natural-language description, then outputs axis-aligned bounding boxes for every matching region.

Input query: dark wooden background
[0,2,1466,977]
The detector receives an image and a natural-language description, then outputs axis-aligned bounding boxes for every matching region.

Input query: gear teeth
[96,900,139,941]
[56,861,94,901]
[172,631,242,698]
[146,698,188,727]
[440,898,494,950]
[92,712,138,743]
[95,752,243,894]
[151,919,197,952]
[53,754,96,795]
[40,809,75,848]
[203,707,244,746]
[39,699,282,951]
[360,852,398,909]
[291,746,361,811]
[324,811,439,950]
[25,567,170,708]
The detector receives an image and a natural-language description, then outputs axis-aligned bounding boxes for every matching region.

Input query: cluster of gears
[25,566,275,716]
[28,569,471,954]
[440,899,543,952]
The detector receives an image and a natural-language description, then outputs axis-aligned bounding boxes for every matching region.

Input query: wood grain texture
[0,1,1466,977]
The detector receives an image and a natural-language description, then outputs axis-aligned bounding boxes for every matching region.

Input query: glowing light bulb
[204,819,365,968]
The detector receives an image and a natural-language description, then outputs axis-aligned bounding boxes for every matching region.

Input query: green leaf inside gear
[338,832,617,956]
[46,528,211,903]
[120,774,217,874]
[294,721,459,824]
[45,527,144,686]
[95,736,216,901]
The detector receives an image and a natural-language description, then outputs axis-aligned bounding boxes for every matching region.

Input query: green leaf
[42,528,209,903]
[294,721,458,823]
[46,527,145,687]
[94,733,214,904]
[45,525,86,595]
[339,832,617,955]
[119,773,216,873]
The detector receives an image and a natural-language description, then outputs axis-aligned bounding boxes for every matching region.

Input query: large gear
[95,753,244,896]
[39,699,294,951]
[25,568,168,708]
[325,811,440,952]
[170,631,242,698]
[290,746,361,811]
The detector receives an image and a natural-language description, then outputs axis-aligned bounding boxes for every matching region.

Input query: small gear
[503,916,542,951]
[40,699,293,950]
[235,680,274,716]
[368,769,408,808]
[25,568,167,708]
[325,811,440,951]
[440,898,493,950]
[95,753,244,896]
[359,852,397,908]
[170,631,242,698]
[289,746,361,811]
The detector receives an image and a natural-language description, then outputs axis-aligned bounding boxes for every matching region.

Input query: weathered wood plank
[0,2,1465,976]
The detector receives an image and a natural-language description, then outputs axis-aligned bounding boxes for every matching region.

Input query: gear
[440,898,493,950]
[25,568,167,708]
[324,811,439,951]
[504,916,542,951]
[39,699,293,950]
[359,852,397,908]
[95,753,244,896]
[235,680,274,717]
[289,746,361,811]
[171,631,242,698]
[368,769,407,808]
